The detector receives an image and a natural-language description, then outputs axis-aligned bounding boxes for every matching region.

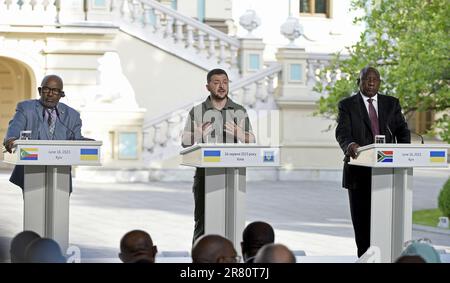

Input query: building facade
[1,0,430,182]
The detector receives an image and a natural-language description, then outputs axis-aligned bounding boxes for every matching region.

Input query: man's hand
[4,138,18,153]
[224,121,245,142]
[194,122,213,142]
[347,143,360,159]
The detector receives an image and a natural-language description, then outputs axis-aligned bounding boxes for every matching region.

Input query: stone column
[238,38,265,77]
[275,46,342,181]
[238,9,264,77]
[275,47,309,99]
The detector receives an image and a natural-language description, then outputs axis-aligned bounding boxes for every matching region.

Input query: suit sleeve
[73,112,83,140]
[4,102,27,142]
[391,99,410,143]
[335,100,354,154]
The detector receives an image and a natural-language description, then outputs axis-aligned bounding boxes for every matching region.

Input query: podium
[3,140,102,252]
[181,144,280,250]
[350,143,449,262]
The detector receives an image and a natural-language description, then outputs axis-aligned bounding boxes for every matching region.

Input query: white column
[174,19,184,45]
[164,15,174,41]
[197,30,207,57]
[208,35,216,59]
[219,40,227,66]
[255,80,267,103]
[186,25,195,51]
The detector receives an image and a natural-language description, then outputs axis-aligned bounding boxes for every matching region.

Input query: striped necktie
[47,108,56,137]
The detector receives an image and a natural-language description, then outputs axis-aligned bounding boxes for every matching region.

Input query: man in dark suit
[335,66,410,257]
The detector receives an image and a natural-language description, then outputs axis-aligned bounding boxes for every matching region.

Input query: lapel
[53,103,65,140]
[355,92,373,135]
[377,94,387,136]
[35,100,50,140]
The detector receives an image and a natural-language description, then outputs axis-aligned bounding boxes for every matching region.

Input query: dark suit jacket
[335,92,410,190]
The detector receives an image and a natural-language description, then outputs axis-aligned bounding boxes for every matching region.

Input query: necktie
[47,108,56,137]
[367,98,380,136]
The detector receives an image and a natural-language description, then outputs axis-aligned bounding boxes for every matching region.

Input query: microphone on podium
[411,131,424,144]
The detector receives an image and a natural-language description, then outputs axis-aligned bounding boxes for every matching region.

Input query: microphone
[386,125,396,144]
[411,131,424,144]
[55,108,76,140]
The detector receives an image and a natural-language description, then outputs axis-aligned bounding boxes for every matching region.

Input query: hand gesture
[224,120,245,142]
[194,121,213,142]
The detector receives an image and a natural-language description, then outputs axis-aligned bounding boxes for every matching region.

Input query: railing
[229,63,282,108]
[0,0,241,75]
[0,0,59,25]
[141,53,336,155]
[306,53,348,89]
[142,63,283,153]
[115,0,240,75]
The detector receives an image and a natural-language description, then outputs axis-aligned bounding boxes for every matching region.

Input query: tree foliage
[315,0,449,142]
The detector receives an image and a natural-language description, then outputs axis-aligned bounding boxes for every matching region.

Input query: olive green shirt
[182,95,253,146]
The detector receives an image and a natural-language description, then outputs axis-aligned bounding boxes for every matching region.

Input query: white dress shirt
[360,92,379,116]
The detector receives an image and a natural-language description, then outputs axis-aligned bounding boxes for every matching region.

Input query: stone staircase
[114,0,240,79]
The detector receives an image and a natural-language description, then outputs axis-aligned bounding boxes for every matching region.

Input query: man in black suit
[336,66,410,257]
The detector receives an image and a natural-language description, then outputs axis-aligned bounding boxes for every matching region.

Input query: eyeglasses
[40,86,64,95]
[403,238,432,248]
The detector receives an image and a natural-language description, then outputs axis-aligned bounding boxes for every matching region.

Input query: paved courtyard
[0,168,448,262]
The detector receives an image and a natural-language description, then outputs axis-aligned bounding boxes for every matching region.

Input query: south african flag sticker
[377,151,393,163]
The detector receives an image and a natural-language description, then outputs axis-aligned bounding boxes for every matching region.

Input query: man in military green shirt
[182,68,255,243]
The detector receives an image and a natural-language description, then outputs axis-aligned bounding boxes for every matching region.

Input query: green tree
[315,0,449,142]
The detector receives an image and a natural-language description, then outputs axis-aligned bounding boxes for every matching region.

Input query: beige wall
[112,32,209,123]
[279,103,343,170]
[205,0,232,20]
[176,0,197,18]
[175,0,232,21]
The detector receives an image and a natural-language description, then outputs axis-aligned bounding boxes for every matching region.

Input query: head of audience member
[10,230,41,263]
[399,242,441,263]
[25,238,66,263]
[119,230,157,263]
[206,68,229,101]
[241,221,275,263]
[38,74,65,109]
[253,243,296,263]
[395,255,427,263]
[192,234,239,263]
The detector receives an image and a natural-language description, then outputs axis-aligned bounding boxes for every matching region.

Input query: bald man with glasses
[3,75,84,192]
